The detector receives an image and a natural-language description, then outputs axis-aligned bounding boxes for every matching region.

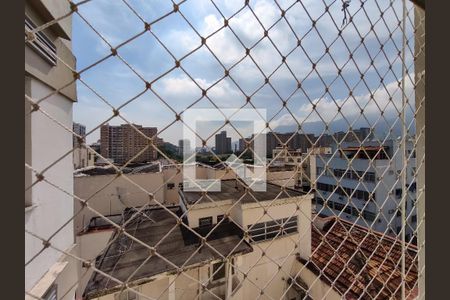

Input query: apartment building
[73,122,95,169]
[78,178,418,300]
[272,147,302,165]
[25,0,78,299]
[100,124,158,165]
[82,179,312,300]
[73,122,86,148]
[178,139,192,156]
[215,131,232,154]
[312,138,417,241]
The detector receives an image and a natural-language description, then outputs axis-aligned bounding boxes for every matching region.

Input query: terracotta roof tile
[302,217,418,299]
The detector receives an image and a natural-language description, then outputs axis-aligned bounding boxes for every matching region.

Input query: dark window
[178,182,183,189]
[333,202,345,211]
[411,215,417,223]
[363,210,376,221]
[167,183,175,190]
[248,217,298,243]
[217,214,228,224]
[199,217,213,227]
[395,188,402,199]
[344,206,352,215]
[212,262,226,281]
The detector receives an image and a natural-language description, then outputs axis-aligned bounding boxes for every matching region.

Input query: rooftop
[300,217,418,299]
[83,206,253,299]
[181,179,306,205]
[74,162,161,176]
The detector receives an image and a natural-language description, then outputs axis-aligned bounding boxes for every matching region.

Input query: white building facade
[312,139,417,240]
[25,0,78,299]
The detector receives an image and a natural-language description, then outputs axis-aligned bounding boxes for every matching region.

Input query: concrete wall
[25,78,75,293]
[266,170,297,187]
[291,261,342,300]
[74,147,95,170]
[76,230,115,295]
[25,0,76,101]
[241,196,312,260]
[74,172,165,233]
[186,201,233,228]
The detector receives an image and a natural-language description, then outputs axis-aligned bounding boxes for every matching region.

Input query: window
[217,214,228,224]
[115,289,138,300]
[167,182,175,190]
[362,210,376,222]
[248,217,298,243]
[364,172,376,182]
[411,215,417,223]
[333,202,345,212]
[199,216,213,227]
[25,15,57,66]
[212,261,226,281]
[395,188,402,199]
[178,182,183,189]
[316,167,323,176]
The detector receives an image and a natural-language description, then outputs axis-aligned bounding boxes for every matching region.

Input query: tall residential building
[100,124,158,164]
[73,122,86,148]
[215,130,231,154]
[312,138,417,241]
[178,139,191,156]
[25,0,78,299]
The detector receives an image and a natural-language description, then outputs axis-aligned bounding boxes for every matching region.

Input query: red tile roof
[300,217,418,299]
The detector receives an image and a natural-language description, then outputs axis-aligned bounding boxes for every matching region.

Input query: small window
[217,214,228,224]
[178,182,183,189]
[395,188,402,199]
[212,262,226,281]
[43,284,57,300]
[411,215,417,223]
[167,183,175,190]
[199,217,213,227]
[363,210,376,222]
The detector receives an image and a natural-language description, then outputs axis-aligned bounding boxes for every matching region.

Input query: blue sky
[72,0,416,146]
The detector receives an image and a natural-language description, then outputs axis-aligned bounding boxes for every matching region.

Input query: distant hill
[273,114,415,139]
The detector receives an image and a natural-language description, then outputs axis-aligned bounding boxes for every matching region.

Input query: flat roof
[181,179,306,205]
[83,206,252,299]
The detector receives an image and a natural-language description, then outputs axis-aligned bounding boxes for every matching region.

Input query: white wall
[74,172,165,233]
[76,230,114,295]
[25,78,75,293]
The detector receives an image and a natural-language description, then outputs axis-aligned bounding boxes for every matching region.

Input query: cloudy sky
[72,0,416,146]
